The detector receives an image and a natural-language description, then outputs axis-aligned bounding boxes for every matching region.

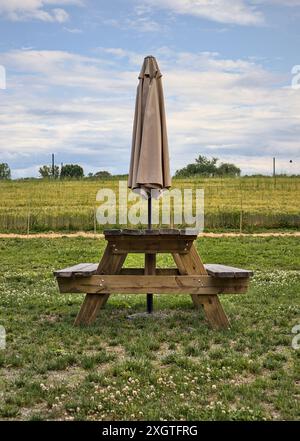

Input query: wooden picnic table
[54,229,253,330]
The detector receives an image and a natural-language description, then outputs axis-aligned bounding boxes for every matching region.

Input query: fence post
[239,185,243,234]
[94,206,97,234]
[27,211,30,236]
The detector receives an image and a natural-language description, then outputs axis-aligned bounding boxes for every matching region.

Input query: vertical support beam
[173,244,206,309]
[173,243,230,330]
[200,295,230,330]
[74,245,127,326]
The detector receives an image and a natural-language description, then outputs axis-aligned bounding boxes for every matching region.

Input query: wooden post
[74,246,127,325]
[94,206,97,234]
[27,211,30,236]
[239,184,243,234]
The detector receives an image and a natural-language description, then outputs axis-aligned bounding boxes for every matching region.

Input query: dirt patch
[19,402,49,420]
[38,314,61,324]
[101,343,126,362]
[45,366,86,388]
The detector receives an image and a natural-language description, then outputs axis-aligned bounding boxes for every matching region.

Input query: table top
[104,228,199,237]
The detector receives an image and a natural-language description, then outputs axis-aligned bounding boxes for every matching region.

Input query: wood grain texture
[54,232,251,330]
[204,264,253,278]
[173,246,230,329]
[58,274,249,295]
[201,295,230,330]
[173,245,207,309]
[74,245,127,326]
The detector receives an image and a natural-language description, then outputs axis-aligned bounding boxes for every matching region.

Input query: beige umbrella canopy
[128,56,171,314]
[128,55,171,199]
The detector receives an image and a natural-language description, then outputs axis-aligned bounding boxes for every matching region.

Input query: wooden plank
[174,246,230,329]
[55,265,180,278]
[201,295,230,330]
[54,263,97,278]
[120,268,179,275]
[104,229,197,238]
[74,245,127,326]
[204,264,253,278]
[57,275,249,295]
[184,247,230,328]
[173,246,207,309]
[74,294,108,326]
[107,237,192,254]
[179,244,207,275]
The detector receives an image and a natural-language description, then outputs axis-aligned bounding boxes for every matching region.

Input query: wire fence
[0,179,299,233]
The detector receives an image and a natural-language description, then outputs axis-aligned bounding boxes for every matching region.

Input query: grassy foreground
[0,236,299,420]
[0,176,299,232]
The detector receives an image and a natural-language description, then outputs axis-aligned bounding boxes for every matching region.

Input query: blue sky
[0,0,299,178]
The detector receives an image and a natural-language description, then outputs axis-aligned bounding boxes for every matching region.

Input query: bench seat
[54,263,253,279]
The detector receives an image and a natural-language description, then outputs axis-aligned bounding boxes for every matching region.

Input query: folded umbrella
[128,55,171,199]
[128,55,172,313]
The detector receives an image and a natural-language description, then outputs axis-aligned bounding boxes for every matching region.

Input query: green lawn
[0,236,299,420]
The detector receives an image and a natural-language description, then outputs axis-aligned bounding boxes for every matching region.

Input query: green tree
[0,163,11,180]
[94,171,111,179]
[39,165,60,178]
[175,155,218,178]
[60,164,84,179]
[217,162,241,177]
[195,155,218,175]
[175,155,241,178]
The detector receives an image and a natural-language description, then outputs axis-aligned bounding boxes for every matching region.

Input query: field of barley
[0,176,299,233]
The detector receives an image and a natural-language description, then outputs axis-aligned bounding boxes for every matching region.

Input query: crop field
[0,176,299,233]
[0,236,299,420]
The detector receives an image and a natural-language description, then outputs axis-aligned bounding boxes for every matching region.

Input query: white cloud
[52,8,69,22]
[0,0,82,22]
[63,26,83,33]
[144,0,265,26]
[102,13,164,33]
[0,48,299,177]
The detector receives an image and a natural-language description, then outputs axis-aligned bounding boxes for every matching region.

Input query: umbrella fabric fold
[128,56,171,199]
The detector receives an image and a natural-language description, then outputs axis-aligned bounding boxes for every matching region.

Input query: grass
[0,236,299,420]
[0,176,299,232]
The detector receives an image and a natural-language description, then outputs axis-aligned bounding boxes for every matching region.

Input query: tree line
[175,155,241,178]
[2,157,296,180]
[0,156,241,181]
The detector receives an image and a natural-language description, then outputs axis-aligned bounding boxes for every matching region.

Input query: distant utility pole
[52,153,55,178]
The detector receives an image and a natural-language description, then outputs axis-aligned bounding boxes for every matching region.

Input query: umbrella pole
[146,195,154,313]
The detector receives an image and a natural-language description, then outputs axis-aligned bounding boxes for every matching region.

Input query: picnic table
[54,229,253,330]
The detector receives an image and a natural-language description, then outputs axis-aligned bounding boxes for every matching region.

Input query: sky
[0,0,299,178]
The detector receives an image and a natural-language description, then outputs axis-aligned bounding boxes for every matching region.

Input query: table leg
[173,244,230,330]
[201,295,230,330]
[74,294,109,326]
[74,246,127,325]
